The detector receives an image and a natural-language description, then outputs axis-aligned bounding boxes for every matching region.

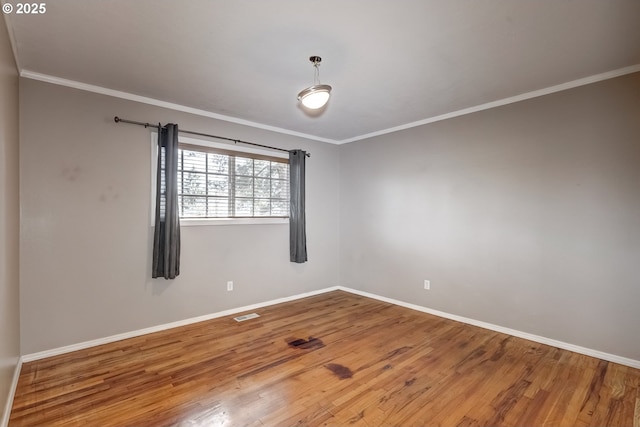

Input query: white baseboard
[22,286,340,362]
[1,356,22,427]
[337,286,640,369]
[21,285,640,370]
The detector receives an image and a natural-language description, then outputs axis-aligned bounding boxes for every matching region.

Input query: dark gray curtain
[289,149,307,263]
[152,123,181,279]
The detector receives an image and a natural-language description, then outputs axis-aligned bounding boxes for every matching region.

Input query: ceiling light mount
[297,56,332,110]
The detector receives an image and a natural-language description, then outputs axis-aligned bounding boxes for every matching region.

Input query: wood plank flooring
[9,291,640,426]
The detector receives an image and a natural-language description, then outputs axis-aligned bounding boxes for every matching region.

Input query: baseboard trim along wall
[21,286,341,363]
[340,287,640,370]
[20,286,640,370]
[1,357,22,427]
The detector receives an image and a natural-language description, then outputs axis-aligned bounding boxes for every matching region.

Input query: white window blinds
[169,143,290,219]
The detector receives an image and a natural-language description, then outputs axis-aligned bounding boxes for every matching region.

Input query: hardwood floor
[9,291,640,426]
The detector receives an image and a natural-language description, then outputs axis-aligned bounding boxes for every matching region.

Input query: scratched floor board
[9,290,640,426]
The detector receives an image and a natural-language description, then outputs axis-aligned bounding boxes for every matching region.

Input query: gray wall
[17,68,640,363]
[0,15,20,424]
[19,79,340,354]
[339,73,640,360]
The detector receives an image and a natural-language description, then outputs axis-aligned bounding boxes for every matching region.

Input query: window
[162,142,290,219]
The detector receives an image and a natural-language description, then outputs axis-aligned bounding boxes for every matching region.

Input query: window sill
[180,217,289,226]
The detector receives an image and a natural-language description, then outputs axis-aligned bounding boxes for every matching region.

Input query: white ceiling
[4,0,640,143]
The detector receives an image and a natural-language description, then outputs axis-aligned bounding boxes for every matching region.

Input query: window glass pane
[182,196,207,217]
[174,146,289,219]
[182,150,206,172]
[235,157,253,176]
[160,147,166,169]
[160,170,167,191]
[271,162,289,180]
[207,153,228,174]
[235,176,253,197]
[207,174,228,197]
[183,172,206,195]
[255,199,271,217]
[159,196,167,218]
[255,178,271,198]
[271,179,289,198]
[235,198,253,216]
[207,197,229,217]
[271,200,289,216]
[255,160,270,177]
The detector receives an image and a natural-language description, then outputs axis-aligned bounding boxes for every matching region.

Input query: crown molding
[1,10,21,72]
[19,70,340,145]
[339,63,640,144]
[20,64,640,146]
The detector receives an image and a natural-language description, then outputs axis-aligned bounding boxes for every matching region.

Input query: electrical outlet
[227,281,234,291]
[424,280,430,290]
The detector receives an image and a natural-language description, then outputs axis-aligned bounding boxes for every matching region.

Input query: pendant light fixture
[297,56,332,109]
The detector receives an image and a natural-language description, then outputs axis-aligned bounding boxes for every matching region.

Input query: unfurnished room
[1,1,640,426]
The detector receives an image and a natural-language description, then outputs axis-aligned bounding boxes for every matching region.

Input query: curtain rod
[113,116,310,157]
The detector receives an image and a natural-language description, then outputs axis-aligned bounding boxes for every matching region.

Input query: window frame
[151,133,290,226]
